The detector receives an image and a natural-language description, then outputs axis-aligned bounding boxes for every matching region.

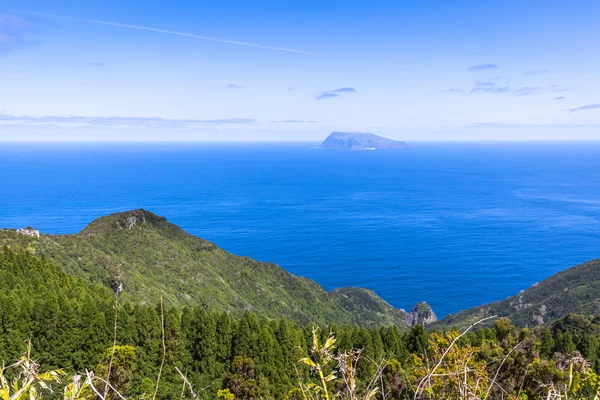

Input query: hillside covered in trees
[0,209,423,328]
[437,258,600,330]
[4,210,600,398]
[3,248,600,399]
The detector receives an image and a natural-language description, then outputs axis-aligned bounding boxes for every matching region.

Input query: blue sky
[1,0,600,141]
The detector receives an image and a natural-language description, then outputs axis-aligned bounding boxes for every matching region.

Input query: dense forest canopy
[3,248,600,399]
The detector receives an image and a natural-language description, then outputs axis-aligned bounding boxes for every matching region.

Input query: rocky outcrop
[17,227,40,237]
[79,209,155,235]
[124,213,145,229]
[406,302,437,326]
[532,304,547,325]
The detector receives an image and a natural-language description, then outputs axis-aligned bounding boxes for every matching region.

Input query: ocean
[1,141,599,318]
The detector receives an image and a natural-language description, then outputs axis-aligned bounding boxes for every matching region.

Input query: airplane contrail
[3,9,317,55]
[80,18,317,55]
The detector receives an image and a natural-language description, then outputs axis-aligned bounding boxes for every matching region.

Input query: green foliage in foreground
[0,209,410,328]
[0,249,410,398]
[4,249,600,399]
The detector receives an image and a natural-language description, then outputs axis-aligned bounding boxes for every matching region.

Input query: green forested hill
[0,209,412,328]
[437,258,600,329]
[0,248,418,398]
[5,225,600,399]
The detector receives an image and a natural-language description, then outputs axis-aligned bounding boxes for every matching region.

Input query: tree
[494,318,514,344]
[406,325,428,356]
[95,345,137,399]
[223,356,260,400]
[539,328,555,359]
[555,330,577,355]
[383,359,405,398]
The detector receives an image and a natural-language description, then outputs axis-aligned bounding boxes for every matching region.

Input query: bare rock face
[532,304,547,325]
[17,227,40,237]
[124,214,144,229]
[407,302,438,326]
[79,209,154,235]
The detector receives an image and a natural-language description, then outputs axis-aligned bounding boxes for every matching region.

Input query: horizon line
[2,139,600,144]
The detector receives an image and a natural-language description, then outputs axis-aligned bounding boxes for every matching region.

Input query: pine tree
[539,328,555,359]
[406,324,428,356]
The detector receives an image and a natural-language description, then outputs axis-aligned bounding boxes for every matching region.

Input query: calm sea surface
[1,142,599,317]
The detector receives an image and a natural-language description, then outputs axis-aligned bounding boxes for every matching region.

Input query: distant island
[320,131,407,150]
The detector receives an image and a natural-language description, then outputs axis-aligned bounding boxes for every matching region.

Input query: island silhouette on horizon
[319,131,407,150]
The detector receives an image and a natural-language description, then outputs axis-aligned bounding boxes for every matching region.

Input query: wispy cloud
[331,87,357,93]
[0,113,257,128]
[450,81,562,96]
[550,85,571,93]
[271,120,317,123]
[554,96,566,100]
[470,79,510,94]
[316,92,340,100]
[441,88,464,94]
[227,84,243,89]
[567,104,600,113]
[516,86,542,96]
[316,87,357,100]
[7,9,317,55]
[467,63,498,72]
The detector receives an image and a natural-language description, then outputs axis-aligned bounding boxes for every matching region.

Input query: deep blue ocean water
[1,142,599,318]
